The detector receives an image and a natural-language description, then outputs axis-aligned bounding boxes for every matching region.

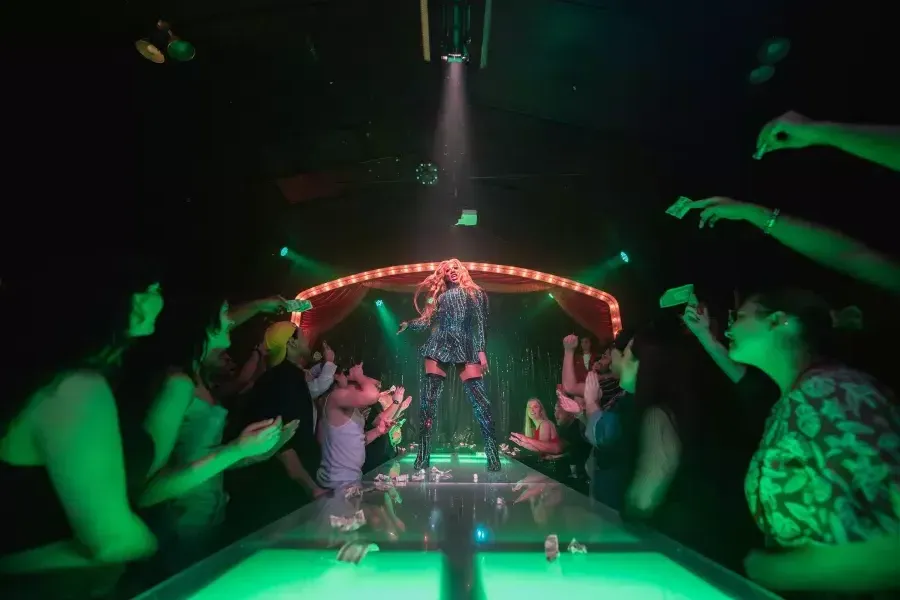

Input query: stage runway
[138,453,782,600]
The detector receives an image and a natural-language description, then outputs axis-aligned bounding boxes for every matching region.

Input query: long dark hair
[116,290,225,421]
[0,254,162,437]
[628,327,701,435]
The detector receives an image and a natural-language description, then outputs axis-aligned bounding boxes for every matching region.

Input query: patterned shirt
[745,365,900,548]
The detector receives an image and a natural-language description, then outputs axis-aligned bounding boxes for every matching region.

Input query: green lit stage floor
[137,456,782,600]
[187,550,445,600]
[475,552,734,600]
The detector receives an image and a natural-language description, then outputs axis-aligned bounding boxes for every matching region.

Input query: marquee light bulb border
[292,262,622,335]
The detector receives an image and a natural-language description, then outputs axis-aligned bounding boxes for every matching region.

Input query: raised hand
[397,322,409,334]
[392,385,405,404]
[756,111,818,158]
[259,295,289,314]
[685,196,759,229]
[348,362,365,382]
[322,341,335,363]
[562,334,579,350]
[399,396,413,412]
[682,301,711,339]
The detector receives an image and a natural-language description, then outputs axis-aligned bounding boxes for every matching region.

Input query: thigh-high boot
[462,377,501,471]
[414,374,444,470]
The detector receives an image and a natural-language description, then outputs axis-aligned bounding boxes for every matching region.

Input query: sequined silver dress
[407,286,487,365]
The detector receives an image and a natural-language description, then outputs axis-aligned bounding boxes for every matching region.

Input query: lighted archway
[291,261,623,342]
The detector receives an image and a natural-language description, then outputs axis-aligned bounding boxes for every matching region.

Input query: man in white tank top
[317,363,391,488]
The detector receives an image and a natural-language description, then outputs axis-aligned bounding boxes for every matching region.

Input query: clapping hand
[584,372,602,407]
[267,419,299,457]
[234,417,283,458]
[399,395,413,412]
[509,432,537,451]
[555,388,582,414]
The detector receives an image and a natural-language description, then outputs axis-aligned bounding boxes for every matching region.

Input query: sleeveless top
[531,420,559,442]
[0,416,154,556]
[317,398,366,488]
[169,395,229,531]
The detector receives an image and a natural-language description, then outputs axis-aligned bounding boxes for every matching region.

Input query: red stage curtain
[298,286,369,345]
[297,273,616,344]
[552,288,613,343]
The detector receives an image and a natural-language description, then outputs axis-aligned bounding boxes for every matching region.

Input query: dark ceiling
[12,0,898,322]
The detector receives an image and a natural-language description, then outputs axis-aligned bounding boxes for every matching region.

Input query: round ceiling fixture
[757,37,791,65]
[135,40,166,64]
[748,65,775,85]
[416,162,439,186]
[135,20,196,64]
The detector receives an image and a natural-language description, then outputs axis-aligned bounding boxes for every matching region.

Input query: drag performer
[398,259,501,471]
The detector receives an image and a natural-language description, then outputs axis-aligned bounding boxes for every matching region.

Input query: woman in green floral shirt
[725,289,900,596]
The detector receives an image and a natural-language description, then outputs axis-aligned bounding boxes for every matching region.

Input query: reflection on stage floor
[136,453,782,600]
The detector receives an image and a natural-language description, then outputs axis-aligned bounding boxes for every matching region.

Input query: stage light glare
[280,247,289,257]
[375,299,384,307]
[620,251,630,263]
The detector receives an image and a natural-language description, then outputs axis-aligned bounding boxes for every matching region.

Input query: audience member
[0,260,162,598]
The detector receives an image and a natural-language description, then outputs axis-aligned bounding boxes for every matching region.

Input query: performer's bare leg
[460,364,501,471]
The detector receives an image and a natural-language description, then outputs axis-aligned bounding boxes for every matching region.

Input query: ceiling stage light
[748,65,775,85]
[757,37,791,65]
[135,20,196,64]
[619,251,630,263]
[375,299,384,307]
[280,247,289,257]
[416,162,439,186]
